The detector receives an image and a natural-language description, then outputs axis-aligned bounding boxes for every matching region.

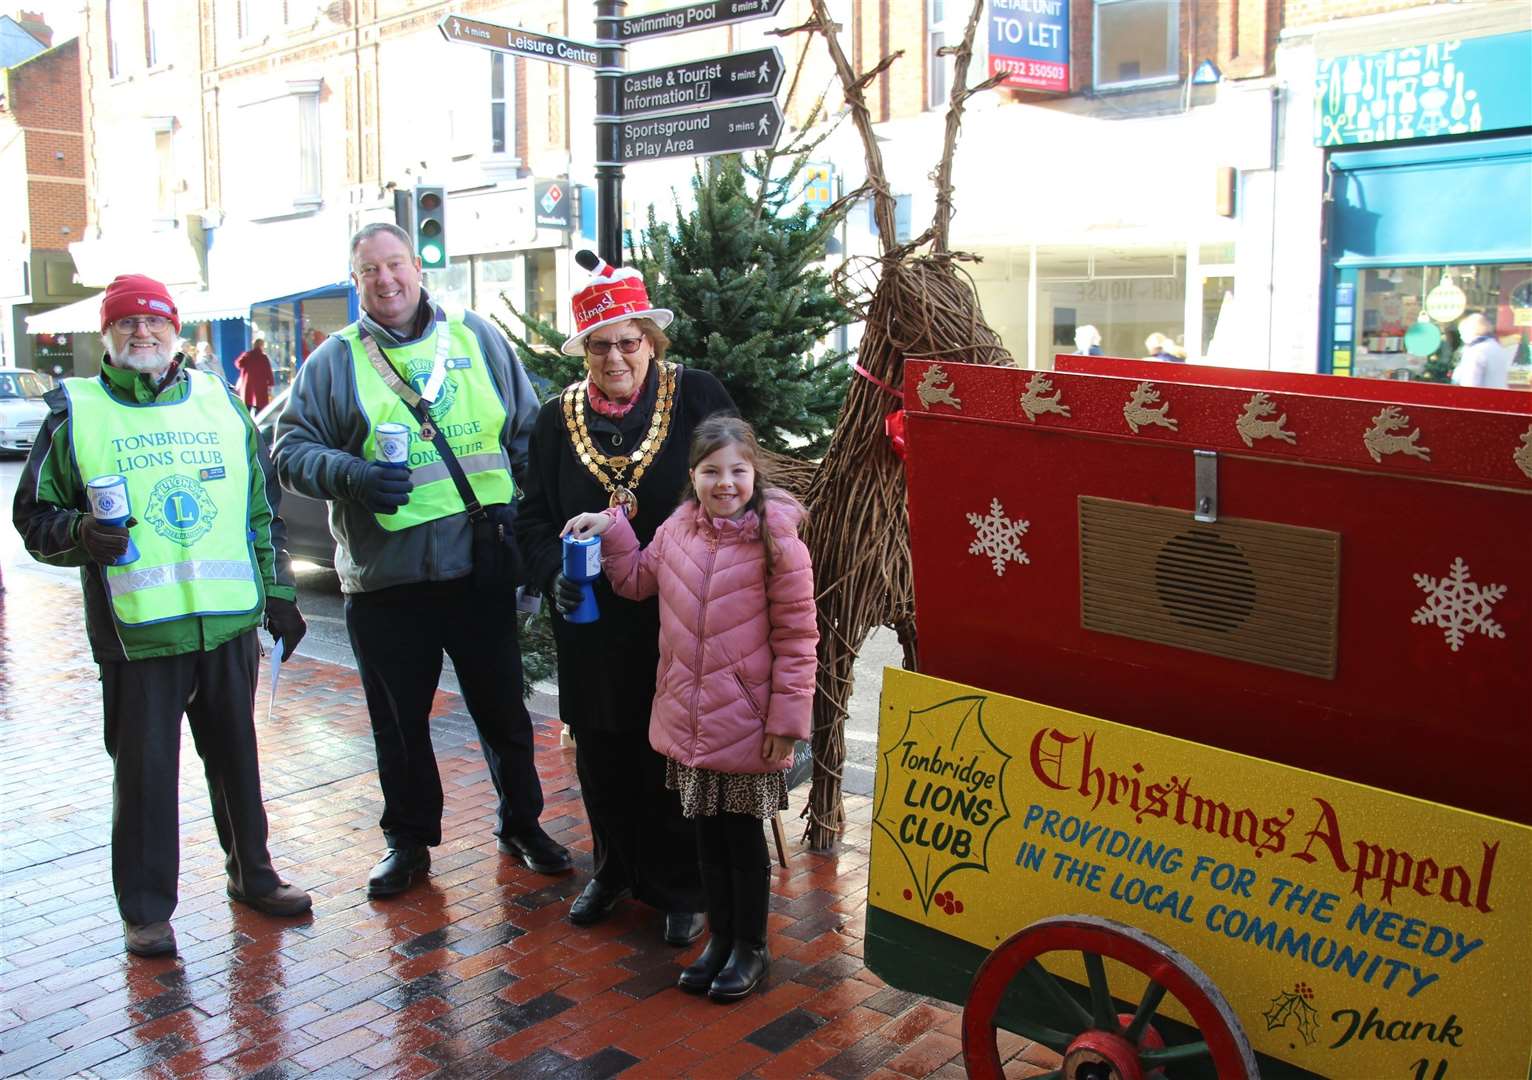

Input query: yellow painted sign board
[870,668,1532,1079]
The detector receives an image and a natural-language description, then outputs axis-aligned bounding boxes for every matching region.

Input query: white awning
[68,231,204,289]
[24,293,103,335]
[25,286,252,335]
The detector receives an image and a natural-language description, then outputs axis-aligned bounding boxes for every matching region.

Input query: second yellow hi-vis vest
[338,307,514,531]
[63,370,260,626]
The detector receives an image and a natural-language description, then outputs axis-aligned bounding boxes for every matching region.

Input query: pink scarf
[587,380,637,419]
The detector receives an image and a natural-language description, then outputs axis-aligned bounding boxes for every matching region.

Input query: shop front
[1318,30,1532,385]
[249,284,354,396]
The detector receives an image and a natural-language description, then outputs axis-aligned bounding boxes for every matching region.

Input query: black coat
[515,364,736,733]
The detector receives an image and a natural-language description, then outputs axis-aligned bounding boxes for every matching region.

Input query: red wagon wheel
[962,914,1259,1080]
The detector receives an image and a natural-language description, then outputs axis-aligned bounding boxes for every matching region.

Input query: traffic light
[413,186,446,270]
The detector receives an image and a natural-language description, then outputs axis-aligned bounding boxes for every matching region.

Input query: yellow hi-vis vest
[337,307,514,531]
[64,370,260,626]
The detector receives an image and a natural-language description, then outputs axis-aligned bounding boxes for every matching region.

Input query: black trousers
[100,630,280,924]
[575,730,702,913]
[346,578,544,849]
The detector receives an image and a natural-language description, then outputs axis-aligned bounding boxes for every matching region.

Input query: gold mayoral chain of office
[561,360,678,518]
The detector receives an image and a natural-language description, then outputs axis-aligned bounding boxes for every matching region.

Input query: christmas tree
[631,153,854,456]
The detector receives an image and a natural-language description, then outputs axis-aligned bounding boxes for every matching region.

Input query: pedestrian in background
[273,223,570,899]
[235,336,275,410]
[1073,324,1104,356]
[562,415,817,1003]
[1144,332,1186,362]
[191,340,227,384]
[11,273,311,957]
[1452,312,1511,388]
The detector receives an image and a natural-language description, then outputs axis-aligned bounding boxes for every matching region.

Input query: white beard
[105,336,174,375]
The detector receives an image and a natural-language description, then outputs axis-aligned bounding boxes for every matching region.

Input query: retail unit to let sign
[988,0,1070,93]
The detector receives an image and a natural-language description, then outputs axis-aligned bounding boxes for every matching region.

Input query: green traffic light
[421,244,443,266]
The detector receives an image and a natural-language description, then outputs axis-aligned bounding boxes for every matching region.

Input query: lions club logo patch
[144,475,218,546]
[407,358,458,423]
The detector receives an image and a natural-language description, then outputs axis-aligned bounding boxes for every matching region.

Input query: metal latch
[1194,450,1218,523]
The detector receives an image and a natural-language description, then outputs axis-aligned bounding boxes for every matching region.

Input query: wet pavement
[0,527,1059,1078]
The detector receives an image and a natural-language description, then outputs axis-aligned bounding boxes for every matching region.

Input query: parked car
[0,367,53,457]
[254,387,335,567]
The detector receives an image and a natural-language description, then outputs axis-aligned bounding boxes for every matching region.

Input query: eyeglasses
[112,316,171,333]
[586,336,645,356]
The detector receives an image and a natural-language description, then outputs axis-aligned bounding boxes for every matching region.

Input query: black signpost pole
[594,0,625,267]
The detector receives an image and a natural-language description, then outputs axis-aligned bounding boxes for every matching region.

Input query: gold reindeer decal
[1235,392,1297,447]
[1019,374,1071,422]
[915,364,963,410]
[1122,381,1178,434]
[1362,406,1431,464]
[1515,424,1532,480]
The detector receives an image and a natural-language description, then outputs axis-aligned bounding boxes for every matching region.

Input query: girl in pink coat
[563,416,818,1002]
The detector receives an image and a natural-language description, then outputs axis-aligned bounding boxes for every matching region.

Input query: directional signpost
[617,99,784,163]
[441,2,787,264]
[615,47,782,118]
[613,0,786,42]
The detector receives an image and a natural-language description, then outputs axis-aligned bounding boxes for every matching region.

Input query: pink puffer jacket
[602,492,818,774]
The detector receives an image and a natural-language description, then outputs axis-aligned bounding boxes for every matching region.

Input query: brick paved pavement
[0,566,1060,1079]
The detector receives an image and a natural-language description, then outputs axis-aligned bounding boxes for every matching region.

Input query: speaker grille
[1080,496,1340,679]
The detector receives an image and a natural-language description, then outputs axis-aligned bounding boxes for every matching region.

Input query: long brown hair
[681,415,787,574]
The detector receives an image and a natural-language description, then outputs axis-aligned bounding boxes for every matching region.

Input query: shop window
[1350,263,1532,385]
[1037,242,1186,361]
[523,249,558,327]
[1094,0,1178,89]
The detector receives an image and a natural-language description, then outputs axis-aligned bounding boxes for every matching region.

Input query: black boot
[708,865,770,1002]
[678,863,733,994]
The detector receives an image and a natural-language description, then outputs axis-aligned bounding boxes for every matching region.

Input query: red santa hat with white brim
[562,250,674,356]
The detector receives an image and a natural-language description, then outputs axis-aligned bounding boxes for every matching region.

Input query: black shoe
[664,911,706,946]
[367,846,430,898]
[497,826,573,874]
[568,879,631,926]
[677,936,733,993]
[708,943,769,1002]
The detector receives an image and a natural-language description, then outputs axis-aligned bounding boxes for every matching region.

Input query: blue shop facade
[1317,29,1531,384]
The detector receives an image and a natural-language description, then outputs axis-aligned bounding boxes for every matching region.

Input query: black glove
[263,596,307,661]
[79,515,136,564]
[349,460,413,514]
[552,572,584,616]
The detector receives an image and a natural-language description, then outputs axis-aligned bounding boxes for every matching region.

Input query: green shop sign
[1314,31,1531,146]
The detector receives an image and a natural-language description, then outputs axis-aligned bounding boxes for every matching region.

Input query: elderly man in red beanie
[11,273,313,957]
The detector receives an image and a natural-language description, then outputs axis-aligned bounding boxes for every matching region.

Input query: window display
[1350,262,1531,385]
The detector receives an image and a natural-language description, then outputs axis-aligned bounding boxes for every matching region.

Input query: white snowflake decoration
[1411,557,1507,653]
[967,498,1030,577]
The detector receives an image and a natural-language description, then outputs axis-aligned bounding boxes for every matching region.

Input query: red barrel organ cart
[866,357,1532,1079]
